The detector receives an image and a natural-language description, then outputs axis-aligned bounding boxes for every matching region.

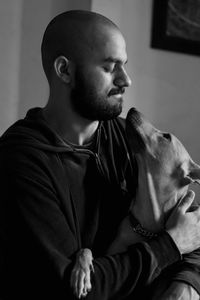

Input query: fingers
[70,268,84,298]
[70,267,93,298]
[77,271,85,299]
[178,190,195,213]
[84,268,92,293]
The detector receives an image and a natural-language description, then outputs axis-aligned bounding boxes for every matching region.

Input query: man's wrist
[147,231,182,265]
[129,213,158,239]
[166,228,184,255]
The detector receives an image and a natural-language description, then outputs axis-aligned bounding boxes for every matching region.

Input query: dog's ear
[181,175,195,186]
[188,161,200,185]
[180,160,200,186]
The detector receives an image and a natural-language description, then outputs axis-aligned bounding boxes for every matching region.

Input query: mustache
[108,87,125,96]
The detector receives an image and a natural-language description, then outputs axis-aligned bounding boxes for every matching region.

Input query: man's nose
[114,68,132,88]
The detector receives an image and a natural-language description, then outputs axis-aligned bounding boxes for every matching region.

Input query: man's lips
[108,88,125,97]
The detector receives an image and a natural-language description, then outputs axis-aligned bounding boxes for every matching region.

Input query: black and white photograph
[1,1,200,299]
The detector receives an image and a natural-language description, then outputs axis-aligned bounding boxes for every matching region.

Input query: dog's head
[126,107,200,211]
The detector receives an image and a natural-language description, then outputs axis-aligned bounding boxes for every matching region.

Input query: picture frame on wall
[151,0,200,56]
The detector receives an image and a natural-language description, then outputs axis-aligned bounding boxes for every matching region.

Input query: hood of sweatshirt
[0,107,106,153]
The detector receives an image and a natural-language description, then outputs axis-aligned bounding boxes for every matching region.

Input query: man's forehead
[60,19,127,65]
[99,26,126,48]
[92,27,127,61]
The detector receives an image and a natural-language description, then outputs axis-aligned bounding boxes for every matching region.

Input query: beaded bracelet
[129,213,158,239]
[132,223,158,239]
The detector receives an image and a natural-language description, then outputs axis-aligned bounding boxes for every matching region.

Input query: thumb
[178,190,195,213]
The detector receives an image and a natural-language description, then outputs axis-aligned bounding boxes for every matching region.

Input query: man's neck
[63,120,99,146]
[42,105,99,147]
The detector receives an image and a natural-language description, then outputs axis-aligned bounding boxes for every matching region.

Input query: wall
[0,0,23,133]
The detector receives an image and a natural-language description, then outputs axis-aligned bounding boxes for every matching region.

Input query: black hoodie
[0,107,198,300]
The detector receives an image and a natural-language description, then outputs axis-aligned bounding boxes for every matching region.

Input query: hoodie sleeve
[166,249,200,295]
[0,147,181,300]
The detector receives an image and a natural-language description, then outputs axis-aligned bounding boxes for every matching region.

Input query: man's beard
[70,67,124,121]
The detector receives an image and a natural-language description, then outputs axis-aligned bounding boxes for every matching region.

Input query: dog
[70,107,200,298]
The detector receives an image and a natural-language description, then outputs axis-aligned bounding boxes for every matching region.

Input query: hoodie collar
[0,107,108,154]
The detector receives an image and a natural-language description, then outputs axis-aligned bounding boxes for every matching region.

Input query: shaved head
[41,10,120,81]
[41,10,131,121]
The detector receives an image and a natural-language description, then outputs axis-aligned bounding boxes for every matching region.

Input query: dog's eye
[163,133,171,141]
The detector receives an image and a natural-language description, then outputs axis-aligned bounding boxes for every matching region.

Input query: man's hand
[70,248,94,298]
[166,190,200,254]
[152,281,199,300]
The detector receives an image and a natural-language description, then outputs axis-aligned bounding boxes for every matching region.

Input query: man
[0,10,200,299]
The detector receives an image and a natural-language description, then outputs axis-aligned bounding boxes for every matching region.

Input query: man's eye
[103,64,115,72]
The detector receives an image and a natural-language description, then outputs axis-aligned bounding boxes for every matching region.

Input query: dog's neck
[130,155,187,233]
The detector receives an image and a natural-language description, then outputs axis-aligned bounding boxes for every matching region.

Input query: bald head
[41,10,121,82]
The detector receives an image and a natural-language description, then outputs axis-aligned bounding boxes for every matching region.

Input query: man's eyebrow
[103,57,128,64]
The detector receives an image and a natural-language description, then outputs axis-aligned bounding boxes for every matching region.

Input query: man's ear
[54,56,72,83]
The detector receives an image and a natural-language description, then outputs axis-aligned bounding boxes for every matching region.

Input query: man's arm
[150,192,200,300]
[150,257,200,300]
[152,249,200,300]
[165,191,200,298]
[152,281,199,300]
